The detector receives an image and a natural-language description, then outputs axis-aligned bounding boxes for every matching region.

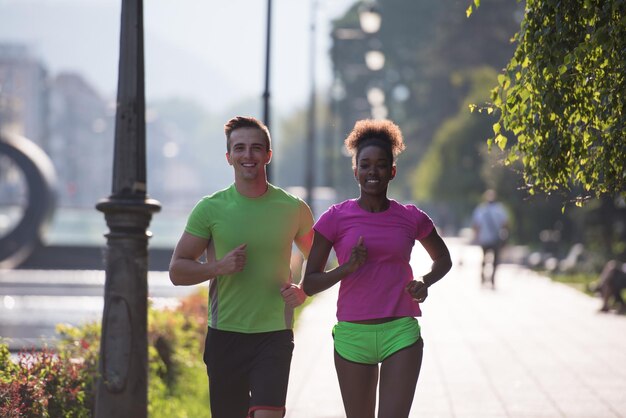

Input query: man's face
[226,127,272,181]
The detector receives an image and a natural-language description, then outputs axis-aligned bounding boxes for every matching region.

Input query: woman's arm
[420,228,453,287]
[407,228,453,300]
[301,232,367,296]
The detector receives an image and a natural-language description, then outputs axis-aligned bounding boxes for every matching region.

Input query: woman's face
[354,144,396,196]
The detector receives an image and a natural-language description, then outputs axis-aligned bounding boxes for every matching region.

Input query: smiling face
[226,127,272,182]
[354,144,396,196]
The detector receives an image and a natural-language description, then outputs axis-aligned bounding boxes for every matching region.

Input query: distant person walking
[302,119,452,418]
[472,189,509,288]
[169,116,314,418]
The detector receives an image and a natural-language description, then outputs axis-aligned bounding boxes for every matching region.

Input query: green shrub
[147,289,210,417]
[0,288,212,417]
[0,343,92,417]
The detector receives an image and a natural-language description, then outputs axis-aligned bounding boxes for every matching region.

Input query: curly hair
[344,119,406,165]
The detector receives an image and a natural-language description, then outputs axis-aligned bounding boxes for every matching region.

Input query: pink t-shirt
[314,199,434,321]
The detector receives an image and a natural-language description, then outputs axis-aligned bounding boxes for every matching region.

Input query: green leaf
[506,153,519,164]
[466,5,473,18]
[495,134,508,150]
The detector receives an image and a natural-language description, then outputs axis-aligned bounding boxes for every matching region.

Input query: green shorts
[332,317,421,365]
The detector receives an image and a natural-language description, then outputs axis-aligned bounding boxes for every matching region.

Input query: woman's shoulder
[317,199,356,220]
[327,199,357,212]
[390,200,432,222]
[390,199,421,213]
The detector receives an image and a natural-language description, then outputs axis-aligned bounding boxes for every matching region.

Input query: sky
[0,0,355,115]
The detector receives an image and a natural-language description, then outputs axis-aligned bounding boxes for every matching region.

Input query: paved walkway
[286,239,626,417]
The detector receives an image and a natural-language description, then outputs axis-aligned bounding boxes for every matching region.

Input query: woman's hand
[344,236,367,273]
[406,279,428,303]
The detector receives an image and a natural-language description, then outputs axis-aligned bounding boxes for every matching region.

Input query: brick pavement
[286,239,626,418]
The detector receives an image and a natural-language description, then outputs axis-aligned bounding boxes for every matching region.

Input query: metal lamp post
[95,0,160,416]
[263,0,272,182]
[358,1,382,34]
[304,0,317,208]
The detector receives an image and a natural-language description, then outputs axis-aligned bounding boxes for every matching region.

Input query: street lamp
[364,49,385,71]
[329,2,384,197]
[304,0,317,208]
[358,1,386,119]
[95,1,160,416]
[358,1,382,34]
[263,0,272,181]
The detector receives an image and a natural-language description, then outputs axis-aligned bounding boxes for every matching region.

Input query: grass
[149,362,211,418]
[548,272,597,296]
[548,271,626,313]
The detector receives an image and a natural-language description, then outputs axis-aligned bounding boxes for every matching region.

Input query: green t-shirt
[185,183,314,333]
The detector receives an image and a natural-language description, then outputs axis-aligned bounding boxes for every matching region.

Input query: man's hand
[281,283,307,308]
[406,279,428,303]
[215,243,247,276]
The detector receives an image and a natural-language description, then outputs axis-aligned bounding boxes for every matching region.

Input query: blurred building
[0,43,116,209]
[0,42,222,218]
[145,113,206,211]
[0,43,49,148]
[49,72,115,207]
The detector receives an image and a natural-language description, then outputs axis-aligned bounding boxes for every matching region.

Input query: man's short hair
[224,116,271,152]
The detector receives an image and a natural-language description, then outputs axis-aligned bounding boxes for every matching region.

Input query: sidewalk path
[286,239,626,417]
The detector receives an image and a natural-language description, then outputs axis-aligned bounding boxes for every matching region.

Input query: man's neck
[235,178,269,198]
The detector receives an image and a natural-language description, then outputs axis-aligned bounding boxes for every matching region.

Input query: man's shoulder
[268,184,306,205]
[491,202,508,216]
[472,203,487,216]
[193,185,234,209]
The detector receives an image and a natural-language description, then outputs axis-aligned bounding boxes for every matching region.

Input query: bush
[0,343,92,417]
[147,288,210,418]
[0,288,211,417]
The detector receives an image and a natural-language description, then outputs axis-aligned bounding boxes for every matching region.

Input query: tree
[412,68,499,227]
[330,0,521,200]
[472,0,626,200]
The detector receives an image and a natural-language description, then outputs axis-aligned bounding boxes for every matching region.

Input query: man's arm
[280,229,314,308]
[169,232,247,286]
[294,229,314,260]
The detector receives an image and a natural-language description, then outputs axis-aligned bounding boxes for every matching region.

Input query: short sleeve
[410,205,434,241]
[313,205,338,242]
[184,198,212,239]
[496,203,509,225]
[296,199,314,238]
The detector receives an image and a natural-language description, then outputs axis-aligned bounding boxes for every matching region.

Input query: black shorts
[203,327,294,418]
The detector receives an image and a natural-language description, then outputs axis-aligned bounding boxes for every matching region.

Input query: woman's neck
[357,195,390,213]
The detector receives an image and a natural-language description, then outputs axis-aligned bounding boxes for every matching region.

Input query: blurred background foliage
[274,0,625,268]
[2,0,623,270]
